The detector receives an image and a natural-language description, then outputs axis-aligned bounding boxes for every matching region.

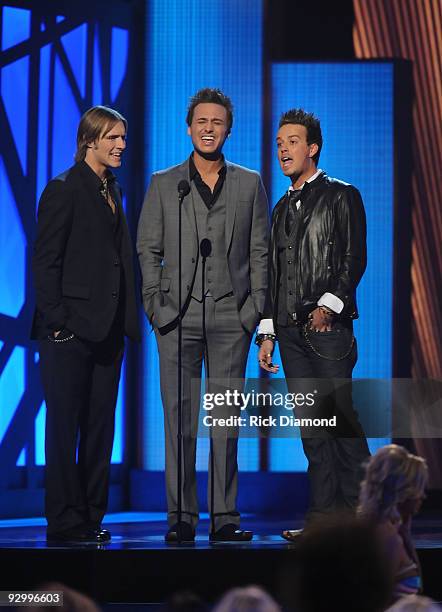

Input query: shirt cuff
[257,318,275,335]
[318,292,344,314]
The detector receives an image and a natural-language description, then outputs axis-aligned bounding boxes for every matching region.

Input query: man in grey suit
[137,88,268,542]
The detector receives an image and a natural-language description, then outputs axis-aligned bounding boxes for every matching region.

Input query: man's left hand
[258,339,279,373]
[308,307,334,332]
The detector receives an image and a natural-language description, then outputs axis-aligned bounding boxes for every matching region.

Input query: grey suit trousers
[155,294,251,531]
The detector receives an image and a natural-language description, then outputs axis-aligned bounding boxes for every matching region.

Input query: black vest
[276,195,302,325]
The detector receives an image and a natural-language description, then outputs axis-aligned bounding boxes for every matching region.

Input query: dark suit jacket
[31,161,139,342]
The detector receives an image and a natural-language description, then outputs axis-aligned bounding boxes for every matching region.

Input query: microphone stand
[176,180,190,543]
[199,239,214,537]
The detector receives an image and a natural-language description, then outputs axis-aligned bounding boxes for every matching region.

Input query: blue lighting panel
[143,334,163,470]
[0,14,129,478]
[0,347,25,446]
[1,56,29,172]
[16,448,26,466]
[52,56,80,177]
[0,158,25,318]
[35,402,46,466]
[61,25,87,98]
[1,7,30,51]
[143,0,263,471]
[269,63,394,470]
[111,28,128,101]
[92,26,103,105]
[111,357,125,464]
[145,0,263,174]
[37,44,51,202]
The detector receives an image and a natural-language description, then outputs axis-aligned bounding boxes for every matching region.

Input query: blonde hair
[213,586,280,612]
[75,105,127,162]
[358,444,428,522]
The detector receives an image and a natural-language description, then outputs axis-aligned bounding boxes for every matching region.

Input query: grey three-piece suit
[137,158,268,530]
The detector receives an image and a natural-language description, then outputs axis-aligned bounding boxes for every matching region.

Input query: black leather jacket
[263,171,367,322]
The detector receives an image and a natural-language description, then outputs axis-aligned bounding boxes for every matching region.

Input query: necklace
[99,177,116,214]
[99,177,108,200]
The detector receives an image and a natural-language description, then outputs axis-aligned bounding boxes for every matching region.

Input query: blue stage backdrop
[0,2,397,519]
[142,0,264,472]
[141,5,393,473]
[268,62,393,470]
[0,4,132,497]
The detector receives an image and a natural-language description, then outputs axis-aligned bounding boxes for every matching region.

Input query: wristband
[255,333,276,347]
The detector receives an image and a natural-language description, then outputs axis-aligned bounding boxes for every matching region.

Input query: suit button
[288,245,292,249]
[289,291,293,295]
[288,276,291,280]
[208,226,212,231]
[186,285,190,290]
[208,279,212,284]
[114,260,120,266]
[287,260,292,264]
[329,241,333,245]
[192,258,195,263]
[327,265,331,270]
[112,291,118,298]
[208,266,212,271]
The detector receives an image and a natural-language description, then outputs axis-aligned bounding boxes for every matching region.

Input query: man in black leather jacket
[257,109,370,539]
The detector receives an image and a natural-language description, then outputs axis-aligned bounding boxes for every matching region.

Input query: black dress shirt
[189,154,227,208]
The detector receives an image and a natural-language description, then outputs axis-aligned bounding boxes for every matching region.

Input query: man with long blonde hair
[32,106,139,543]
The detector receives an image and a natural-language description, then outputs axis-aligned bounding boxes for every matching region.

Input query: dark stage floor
[0,512,302,549]
[1,512,442,607]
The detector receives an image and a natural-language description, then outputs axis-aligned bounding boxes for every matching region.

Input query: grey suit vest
[191,184,233,301]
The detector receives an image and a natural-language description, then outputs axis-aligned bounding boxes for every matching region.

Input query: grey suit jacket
[137,158,269,332]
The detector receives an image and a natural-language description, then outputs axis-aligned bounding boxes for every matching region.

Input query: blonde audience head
[358,444,428,523]
[213,586,280,612]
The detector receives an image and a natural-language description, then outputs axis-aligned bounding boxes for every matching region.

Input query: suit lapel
[176,160,198,241]
[94,181,119,240]
[76,162,117,236]
[225,162,239,252]
[110,181,122,213]
[111,181,129,239]
[299,172,326,225]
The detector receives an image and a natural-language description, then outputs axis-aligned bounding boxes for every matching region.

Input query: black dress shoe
[47,526,109,543]
[209,524,253,542]
[165,522,195,543]
[98,528,111,541]
[87,523,112,542]
[281,529,303,542]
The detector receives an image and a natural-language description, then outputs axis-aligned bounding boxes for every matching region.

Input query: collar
[287,168,322,194]
[189,153,226,181]
[78,160,117,192]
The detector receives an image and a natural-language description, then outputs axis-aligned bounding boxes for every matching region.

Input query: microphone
[200,238,212,259]
[177,180,190,199]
